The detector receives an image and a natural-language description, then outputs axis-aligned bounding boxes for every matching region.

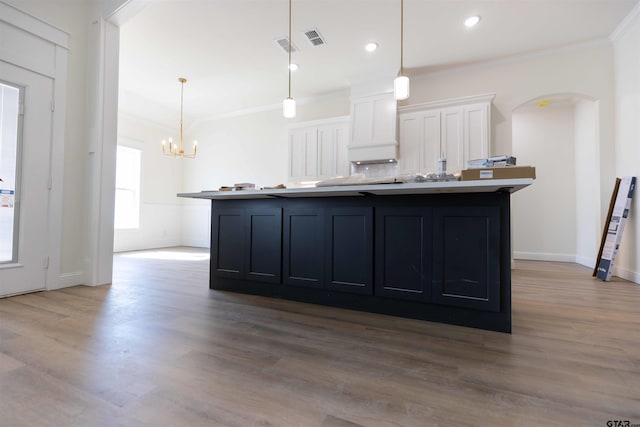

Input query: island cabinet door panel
[375,207,432,302]
[211,209,245,279]
[432,207,500,312]
[325,207,373,295]
[283,208,325,288]
[245,209,282,283]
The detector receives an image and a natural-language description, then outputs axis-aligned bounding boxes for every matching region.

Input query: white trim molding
[513,251,577,263]
[610,1,640,42]
[613,266,640,285]
[398,93,496,113]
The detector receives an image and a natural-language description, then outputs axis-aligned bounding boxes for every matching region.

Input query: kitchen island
[179,178,533,332]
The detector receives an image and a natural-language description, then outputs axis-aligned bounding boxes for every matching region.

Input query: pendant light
[162,77,197,158]
[283,0,296,118]
[394,0,410,101]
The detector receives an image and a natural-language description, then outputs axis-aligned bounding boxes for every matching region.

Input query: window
[114,144,141,229]
[0,82,21,263]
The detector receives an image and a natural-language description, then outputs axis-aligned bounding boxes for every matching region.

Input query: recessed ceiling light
[464,15,481,28]
[288,63,299,71]
[365,42,378,52]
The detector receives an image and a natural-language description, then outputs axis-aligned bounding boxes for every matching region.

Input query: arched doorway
[511,94,601,268]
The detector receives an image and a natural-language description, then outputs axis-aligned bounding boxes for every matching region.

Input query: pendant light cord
[288,0,292,99]
[179,78,184,149]
[400,0,404,76]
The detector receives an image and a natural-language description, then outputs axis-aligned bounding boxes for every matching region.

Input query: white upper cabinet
[398,94,494,175]
[288,117,350,183]
[348,88,398,163]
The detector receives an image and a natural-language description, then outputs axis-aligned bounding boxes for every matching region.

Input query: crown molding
[411,38,611,81]
[118,111,175,133]
[0,0,69,49]
[188,88,350,132]
[610,1,640,42]
[398,93,496,113]
[286,115,350,130]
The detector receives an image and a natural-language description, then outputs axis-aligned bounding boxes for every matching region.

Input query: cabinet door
[317,125,337,179]
[245,208,282,283]
[432,207,500,312]
[351,93,396,146]
[421,110,441,174]
[440,107,463,174]
[326,207,373,295]
[211,208,245,279]
[375,207,432,301]
[463,102,489,163]
[283,208,325,288]
[288,128,318,181]
[334,123,350,177]
[399,113,421,174]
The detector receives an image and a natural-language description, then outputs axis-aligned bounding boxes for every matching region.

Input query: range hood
[348,79,398,163]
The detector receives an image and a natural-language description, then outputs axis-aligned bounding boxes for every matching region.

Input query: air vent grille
[304,28,326,46]
[275,37,298,54]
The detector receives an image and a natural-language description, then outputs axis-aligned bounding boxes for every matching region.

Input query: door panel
[432,207,501,312]
[0,62,53,296]
[211,208,245,279]
[283,208,324,288]
[326,207,373,295]
[375,207,432,301]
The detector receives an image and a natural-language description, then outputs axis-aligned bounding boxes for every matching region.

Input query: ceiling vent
[275,37,298,54]
[304,28,326,46]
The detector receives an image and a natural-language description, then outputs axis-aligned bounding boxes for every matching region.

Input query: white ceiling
[118,0,638,126]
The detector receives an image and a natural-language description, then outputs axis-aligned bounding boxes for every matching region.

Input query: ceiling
[118,0,638,126]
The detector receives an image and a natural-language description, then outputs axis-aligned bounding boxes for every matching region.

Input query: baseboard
[575,255,596,269]
[612,266,640,285]
[513,251,577,263]
[49,271,85,290]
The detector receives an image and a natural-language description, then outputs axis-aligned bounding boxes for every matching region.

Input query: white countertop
[178,178,533,200]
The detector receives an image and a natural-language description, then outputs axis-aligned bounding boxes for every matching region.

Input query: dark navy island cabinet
[207,191,512,332]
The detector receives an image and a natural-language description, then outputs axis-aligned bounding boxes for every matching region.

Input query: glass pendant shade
[283,97,296,118]
[394,75,410,101]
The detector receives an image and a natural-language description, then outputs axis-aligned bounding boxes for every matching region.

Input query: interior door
[0,61,53,296]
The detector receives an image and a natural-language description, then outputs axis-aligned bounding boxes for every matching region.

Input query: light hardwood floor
[1,247,639,426]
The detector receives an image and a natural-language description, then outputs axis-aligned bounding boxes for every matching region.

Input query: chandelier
[162,77,197,158]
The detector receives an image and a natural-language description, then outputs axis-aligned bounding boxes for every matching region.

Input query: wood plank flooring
[1,247,639,426]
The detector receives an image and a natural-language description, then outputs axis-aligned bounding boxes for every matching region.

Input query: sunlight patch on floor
[121,250,210,261]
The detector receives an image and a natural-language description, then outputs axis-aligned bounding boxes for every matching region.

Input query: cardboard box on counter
[460,166,536,181]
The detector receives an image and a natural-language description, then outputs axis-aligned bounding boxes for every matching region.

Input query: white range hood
[348,79,398,163]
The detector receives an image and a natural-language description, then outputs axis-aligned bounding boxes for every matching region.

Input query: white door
[0,61,53,296]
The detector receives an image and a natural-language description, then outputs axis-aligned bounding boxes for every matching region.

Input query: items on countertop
[460,165,536,181]
[467,155,517,168]
[218,182,256,191]
[217,183,287,191]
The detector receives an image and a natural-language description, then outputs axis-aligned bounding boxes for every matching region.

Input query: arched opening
[511,94,601,267]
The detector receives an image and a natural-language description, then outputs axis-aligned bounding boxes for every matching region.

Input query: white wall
[512,106,577,261]
[408,44,616,226]
[406,44,616,267]
[181,93,350,247]
[114,114,184,252]
[574,99,601,268]
[613,5,640,283]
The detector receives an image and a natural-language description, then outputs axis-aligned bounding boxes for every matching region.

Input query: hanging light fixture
[394,0,410,101]
[283,0,296,118]
[162,77,197,158]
